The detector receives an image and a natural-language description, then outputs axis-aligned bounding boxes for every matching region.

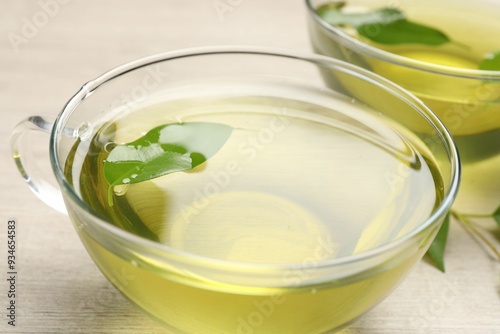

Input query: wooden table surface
[0,1,499,333]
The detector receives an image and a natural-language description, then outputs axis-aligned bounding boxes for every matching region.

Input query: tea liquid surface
[70,95,442,261]
[66,95,444,333]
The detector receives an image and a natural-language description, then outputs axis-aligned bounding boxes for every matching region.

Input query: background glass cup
[11,47,459,333]
[306,0,500,216]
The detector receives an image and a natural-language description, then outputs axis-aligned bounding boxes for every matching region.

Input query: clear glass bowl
[306,0,500,214]
[11,47,460,333]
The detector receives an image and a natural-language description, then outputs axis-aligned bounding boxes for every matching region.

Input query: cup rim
[305,0,500,80]
[50,46,461,272]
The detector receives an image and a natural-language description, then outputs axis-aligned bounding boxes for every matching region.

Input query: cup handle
[11,116,68,214]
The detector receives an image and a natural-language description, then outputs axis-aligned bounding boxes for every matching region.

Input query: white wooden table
[0,1,499,333]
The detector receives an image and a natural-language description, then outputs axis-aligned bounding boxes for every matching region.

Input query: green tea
[311,2,500,213]
[373,50,500,213]
[66,95,443,333]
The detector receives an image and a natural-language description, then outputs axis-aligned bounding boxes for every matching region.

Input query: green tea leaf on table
[104,122,233,188]
[479,51,500,70]
[317,5,451,46]
[427,213,450,272]
[493,206,500,226]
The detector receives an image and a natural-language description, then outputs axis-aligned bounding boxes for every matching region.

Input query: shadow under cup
[306,0,500,214]
[18,48,459,333]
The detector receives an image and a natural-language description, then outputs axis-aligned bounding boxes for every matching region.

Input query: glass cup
[306,0,500,218]
[11,47,460,333]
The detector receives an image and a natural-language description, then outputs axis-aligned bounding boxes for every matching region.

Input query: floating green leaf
[358,18,451,46]
[317,3,402,27]
[104,122,233,189]
[317,5,451,46]
[427,213,450,272]
[479,51,500,71]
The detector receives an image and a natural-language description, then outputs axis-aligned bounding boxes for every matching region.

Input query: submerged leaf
[317,5,451,46]
[479,51,500,71]
[104,122,233,187]
[427,213,450,272]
